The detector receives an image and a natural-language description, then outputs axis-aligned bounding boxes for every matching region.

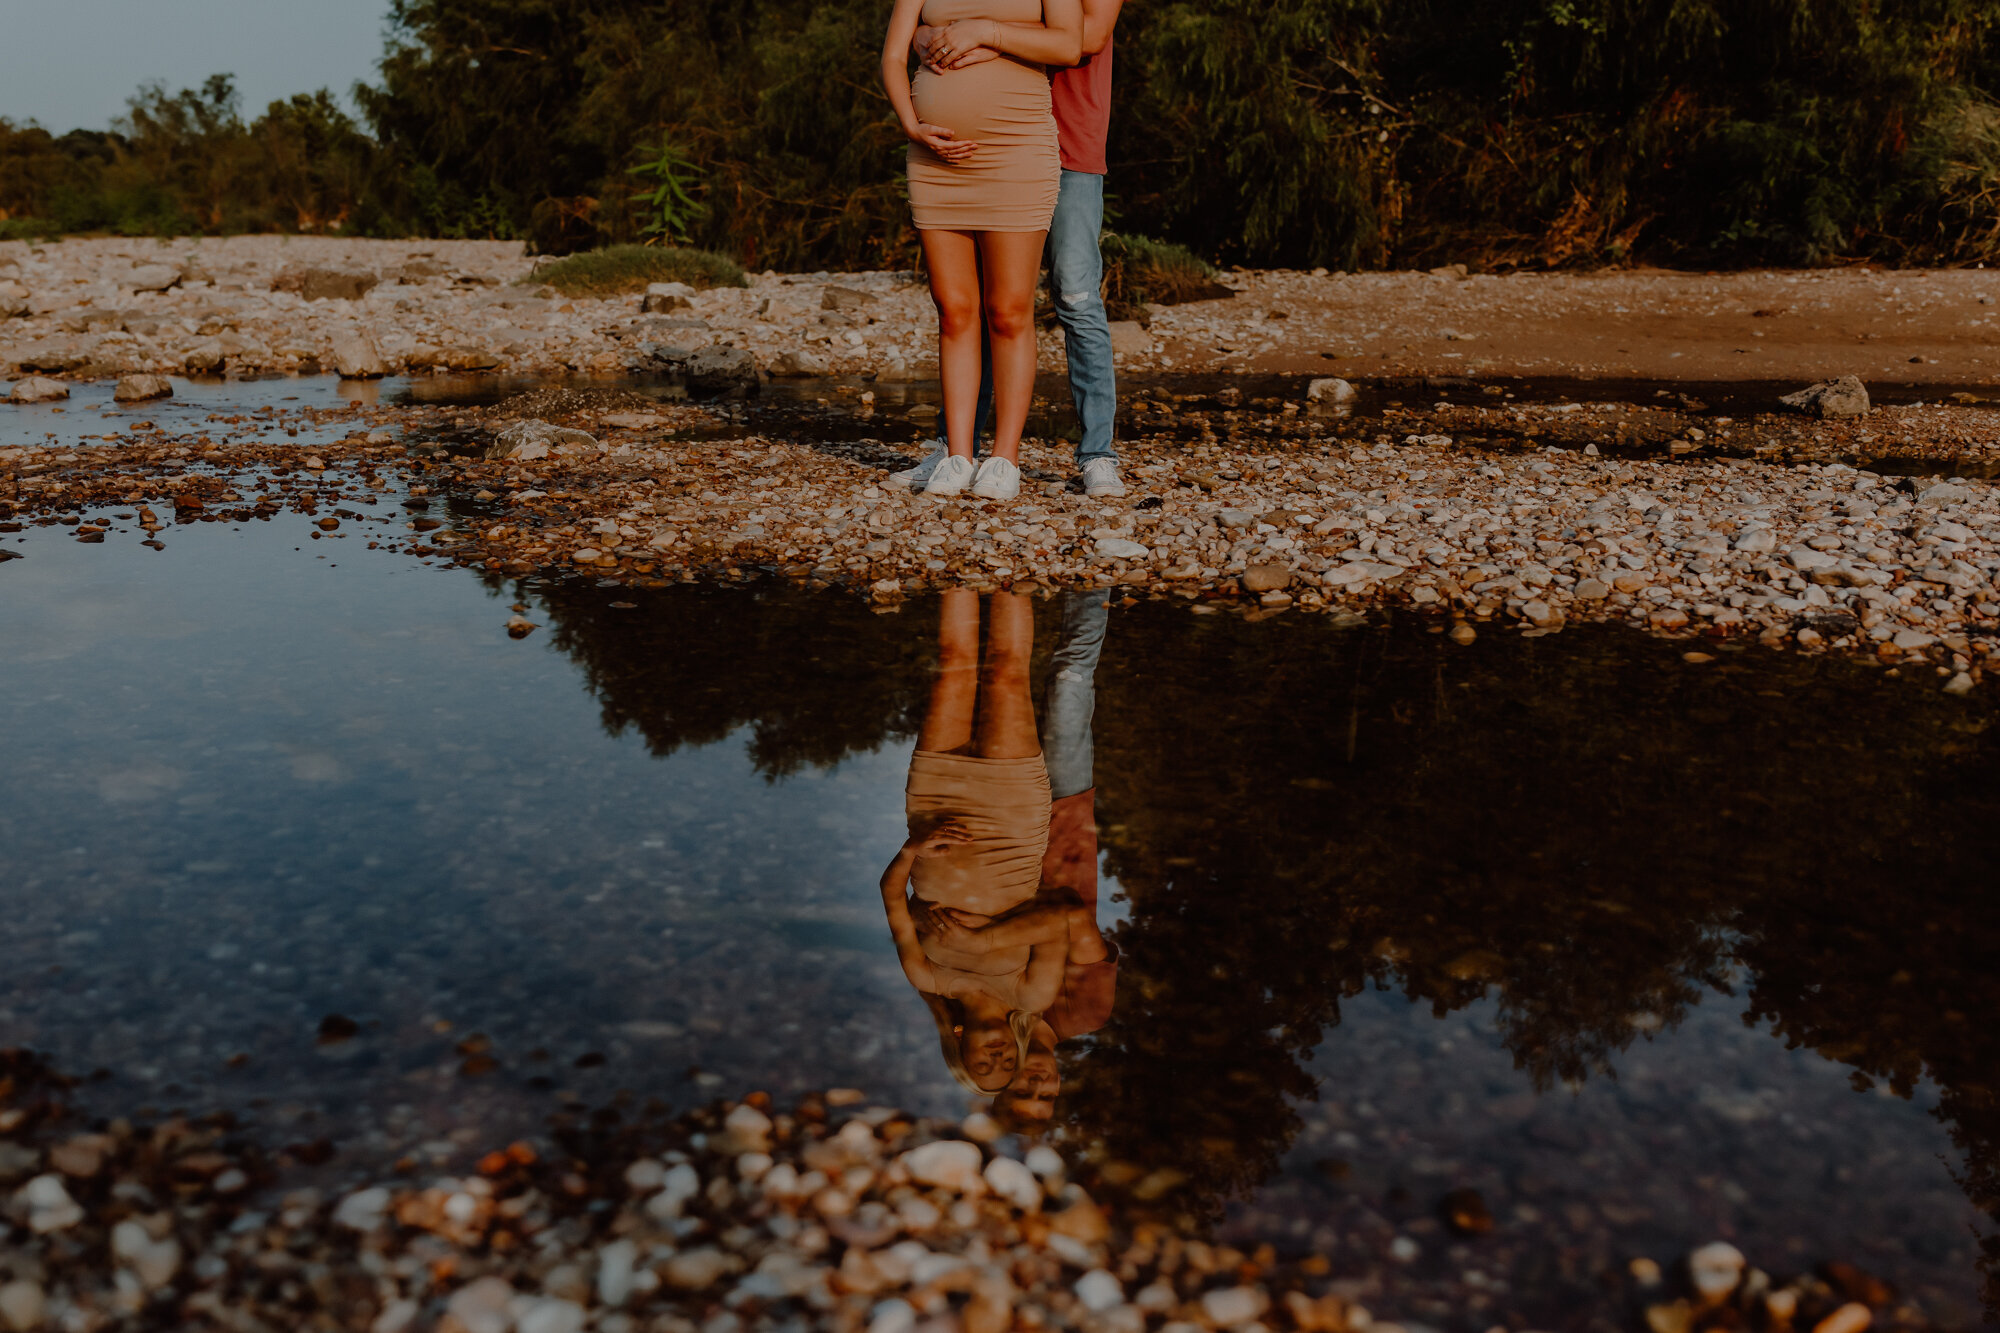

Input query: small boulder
[769,349,828,377]
[332,330,387,380]
[1306,377,1356,416]
[182,340,227,374]
[112,374,173,403]
[488,419,600,461]
[821,286,875,312]
[1574,577,1610,600]
[683,343,760,388]
[7,376,69,404]
[0,281,29,318]
[271,265,379,302]
[126,264,181,293]
[1779,375,1869,418]
[1107,321,1153,357]
[1241,563,1292,592]
[1688,1242,1746,1304]
[1096,537,1151,561]
[642,282,697,313]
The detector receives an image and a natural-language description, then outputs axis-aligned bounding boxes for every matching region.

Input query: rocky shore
[0,1052,1936,1333]
[5,237,2000,385]
[3,376,1996,688]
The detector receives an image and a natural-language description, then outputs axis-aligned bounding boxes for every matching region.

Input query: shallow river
[3,443,1999,1328]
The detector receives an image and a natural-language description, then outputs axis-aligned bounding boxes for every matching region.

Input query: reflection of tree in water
[526,581,2000,1294]
[529,580,934,777]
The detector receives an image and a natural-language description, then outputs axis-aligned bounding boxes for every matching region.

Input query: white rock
[1107,321,1152,356]
[724,1103,774,1152]
[646,1161,702,1218]
[333,1186,392,1231]
[1688,1241,1746,1303]
[16,1175,82,1233]
[983,1156,1042,1211]
[597,1238,639,1307]
[1945,672,1976,695]
[1075,1270,1125,1313]
[869,1298,918,1333]
[332,329,388,379]
[488,418,598,461]
[1779,376,1869,419]
[1788,548,1839,571]
[1096,537,1151,560]
[665,1246,733,1291]
[0,1279,46,1332]
[769,349,828,377]
[445,1276,517,1333]
[1306,377,1356,404]
[900,1140,985,1194]
[642,281,697,312]
[1893,630,1937,649]
[113,373,173,402]
[127,264,181,293]
[509,1298,585,1333]
[1025,1145,1065,1179]
[111,1220,181,1288]
[6,377,69,405]
[624,1158,666,1193]
[1814,1303,1873,1333]
[1199,1287,1271,1327]
[372,1299,419,1333]
[1733,528,1776,552]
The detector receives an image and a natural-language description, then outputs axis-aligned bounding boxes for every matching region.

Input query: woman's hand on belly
[906,118,978,162]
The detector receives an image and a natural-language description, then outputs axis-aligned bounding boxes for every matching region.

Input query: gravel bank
[5,382,1993,687]
[6,237,2000,385]
[0,1053,1938,1333]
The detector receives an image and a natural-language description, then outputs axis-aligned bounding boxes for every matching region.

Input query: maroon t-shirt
[1050,39,1113,175]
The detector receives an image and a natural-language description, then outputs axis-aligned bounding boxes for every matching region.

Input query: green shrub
[526,243,748,297]
[1100,232,1232,309]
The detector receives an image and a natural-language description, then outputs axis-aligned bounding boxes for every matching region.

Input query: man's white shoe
[890,439,947,489]
[924,454,977,496]
[1080,457,1126,497]
[969,457,1021,501]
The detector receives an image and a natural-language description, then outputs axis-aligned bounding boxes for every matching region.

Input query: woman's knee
[933,292,982,337]
[984,300,1035,341]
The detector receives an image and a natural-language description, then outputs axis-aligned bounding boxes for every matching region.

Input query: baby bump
[912,59,1052,142]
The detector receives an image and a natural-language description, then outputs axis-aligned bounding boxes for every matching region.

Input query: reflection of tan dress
[906,749,1051,979]
[908,0,1060,232]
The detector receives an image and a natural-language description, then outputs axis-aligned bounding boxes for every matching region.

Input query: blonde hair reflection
[922,995,1040,1093]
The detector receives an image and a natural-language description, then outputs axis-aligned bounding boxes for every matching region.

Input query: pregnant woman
[880,0,1081,500]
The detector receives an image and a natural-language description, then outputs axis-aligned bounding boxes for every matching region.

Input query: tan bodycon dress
[907,0,1060,232]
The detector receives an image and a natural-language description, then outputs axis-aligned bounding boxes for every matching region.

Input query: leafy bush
[527,243,748,296]
[1099,232,1232,309]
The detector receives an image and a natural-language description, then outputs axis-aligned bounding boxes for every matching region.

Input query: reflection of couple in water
[881,588,1117,1128]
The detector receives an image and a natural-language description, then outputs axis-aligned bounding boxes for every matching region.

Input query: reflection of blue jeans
[1045,589,1109,799]
[974,170,1117,466]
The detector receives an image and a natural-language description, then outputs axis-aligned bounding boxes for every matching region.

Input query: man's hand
[922,20,1002,70]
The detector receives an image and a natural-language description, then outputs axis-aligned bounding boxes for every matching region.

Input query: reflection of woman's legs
[976,231,1049,465]
[920,229,985,461]
[918,588,981,753]
[976,592,1040,759]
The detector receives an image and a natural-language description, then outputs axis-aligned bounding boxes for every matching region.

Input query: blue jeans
[974,170,1117,466]
[1044,588,1109,799]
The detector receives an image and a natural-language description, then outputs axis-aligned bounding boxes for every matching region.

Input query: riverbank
[5,237,2000,386]
[0,1053,1935,1333]
[3,376,1995,688]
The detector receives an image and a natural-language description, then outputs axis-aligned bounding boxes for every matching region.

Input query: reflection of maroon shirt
[1040,790,1117,1038]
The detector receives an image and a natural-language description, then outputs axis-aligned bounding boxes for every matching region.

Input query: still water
[2,504,1997,1327]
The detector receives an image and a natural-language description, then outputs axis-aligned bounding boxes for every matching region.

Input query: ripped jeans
[974,170,1117,466]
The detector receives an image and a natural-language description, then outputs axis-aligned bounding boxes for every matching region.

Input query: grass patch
[0,218,62,242]
[526,244,747,297]
[1101,232,1232,308]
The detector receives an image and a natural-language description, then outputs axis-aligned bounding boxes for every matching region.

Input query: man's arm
[1078,0,1123,57]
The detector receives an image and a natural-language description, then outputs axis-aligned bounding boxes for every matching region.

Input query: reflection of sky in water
[0,508,1991,1323]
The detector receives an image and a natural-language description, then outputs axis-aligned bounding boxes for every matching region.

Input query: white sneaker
[969,457,1021,501]
[890,439,947,489]
[924,454,977,496]
[1080,457,1125,497]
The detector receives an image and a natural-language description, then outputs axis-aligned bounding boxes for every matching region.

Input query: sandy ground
[3,237,1999,386]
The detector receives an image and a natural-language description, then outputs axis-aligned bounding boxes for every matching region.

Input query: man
[894,0,1126,498]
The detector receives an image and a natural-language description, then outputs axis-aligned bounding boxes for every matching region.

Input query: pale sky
[0,0,393,133]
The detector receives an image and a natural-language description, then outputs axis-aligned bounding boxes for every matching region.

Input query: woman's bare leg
[975,592,1040,759]
[976,230,1049,465]
[917,587,981,753]
[920,229,986,460]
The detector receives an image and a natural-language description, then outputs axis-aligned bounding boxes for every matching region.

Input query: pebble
[512,1297,588,1333]
[1075,1270,1126,1313]
[1689,1241,1747,1303]
[982,1155,1042,1211]
[334,1185,392,1230]
[15,1175,81,1233]
[1813,1303,1874,1333]
[597,1238,639,1306]
[109,1219,181,1288]
[1200,1286,1272,1326]
[446,1276,519,1333]
[899,1139,985,1194]
[0,1280,45,1333]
